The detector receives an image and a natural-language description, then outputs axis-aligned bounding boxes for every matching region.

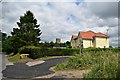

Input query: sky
[1,0,119,47]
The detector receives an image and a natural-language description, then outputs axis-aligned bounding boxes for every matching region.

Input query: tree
[3,11,42,54]
[2,36,28,54]
[50,41,54,48]
[0,31,7,52]
[2,36,14,53]
[65,41,71,48]
[11,11,42,46]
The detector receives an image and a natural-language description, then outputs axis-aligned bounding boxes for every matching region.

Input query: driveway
[2,57,68,80]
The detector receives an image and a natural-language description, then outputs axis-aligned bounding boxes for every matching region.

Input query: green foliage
[84,47,120,53]
[2,36,14,54]
[55,50,119,78]
[39,42,55,48]
[84,51,119,78]
[65,41,71,48]
[55,52,94,70]
[2,36,27,54]
[0,31,7,52]
[3,11,42,54]
[18,46,78,59]
[11,11,41,46]
[38,41,71,48]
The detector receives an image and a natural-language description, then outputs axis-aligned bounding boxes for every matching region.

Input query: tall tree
[11,11,42,46]
[3,11,42,54]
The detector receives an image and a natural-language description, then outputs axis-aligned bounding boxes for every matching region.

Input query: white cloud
[96,18,118,27]
[84,0,119,2]
[2,0,120,2]
[86,2,118,18]
[1,1,118,47]
[3,0,74,2]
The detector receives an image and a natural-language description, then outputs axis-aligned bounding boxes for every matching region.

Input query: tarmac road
[2,57,68,80]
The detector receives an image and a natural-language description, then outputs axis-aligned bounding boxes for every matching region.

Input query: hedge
[18,46,120,59]
[84,47,120,53]
[18,46,78,59]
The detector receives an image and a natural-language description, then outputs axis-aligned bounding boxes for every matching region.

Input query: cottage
[71,35,78,48]
[71,31,109,48]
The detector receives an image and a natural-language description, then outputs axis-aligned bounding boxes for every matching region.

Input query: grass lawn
[7,53,20,63]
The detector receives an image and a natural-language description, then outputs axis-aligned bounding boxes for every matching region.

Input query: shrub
[55,52,94,70]
[55,50,119,78]
[18,46,78,59]
[18,46,39,54]
[84,51,119,78]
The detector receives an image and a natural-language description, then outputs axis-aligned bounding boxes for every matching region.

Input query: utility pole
[80,37,83,54]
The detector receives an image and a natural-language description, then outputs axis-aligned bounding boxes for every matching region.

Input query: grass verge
[7,53,20,63]
[54,50,119,78]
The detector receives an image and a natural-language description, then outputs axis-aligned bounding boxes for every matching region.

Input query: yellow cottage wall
[94,37,109,48]
[83,39,93,48]
[71,39,75,48]
[71,39,78,48]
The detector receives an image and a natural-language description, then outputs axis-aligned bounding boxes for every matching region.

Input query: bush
[19,46,39,54]
[18,46,78,59]
[55,52,94,70]
[84,51,119,78]
[55,50,119,78]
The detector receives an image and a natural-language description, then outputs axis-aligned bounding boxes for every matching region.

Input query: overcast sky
[1,0,119,47]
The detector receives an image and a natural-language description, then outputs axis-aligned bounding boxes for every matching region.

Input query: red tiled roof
[72,35,78,39]
[79,31,95,39]
[79,31,109,40]
[95,32,109,38]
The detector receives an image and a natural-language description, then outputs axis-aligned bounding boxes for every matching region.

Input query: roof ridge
[72,31,109,40]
